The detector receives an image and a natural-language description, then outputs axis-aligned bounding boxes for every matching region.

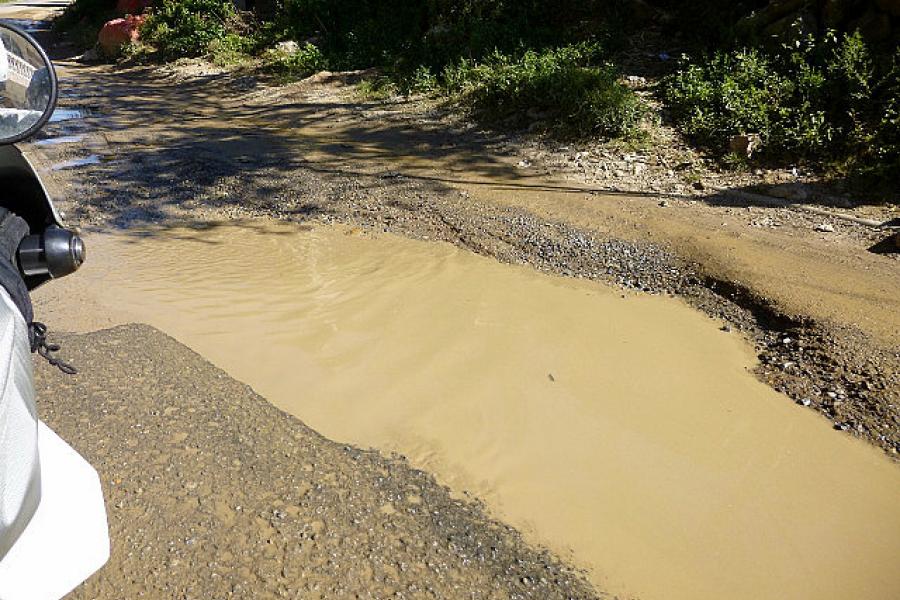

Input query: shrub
[862,52,900,185]
[664,31,899,183]
[266,43,327,79]
[441,44,643,138]
[142,0,238,58]
[665,49,791,149]
[357,77,399,101]
[209,33,255,66]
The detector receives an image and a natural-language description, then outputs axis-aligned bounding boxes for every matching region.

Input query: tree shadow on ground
[42,62,706,232]
[36,56,898,259]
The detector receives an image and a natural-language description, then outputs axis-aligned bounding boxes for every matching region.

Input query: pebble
[815,223,835,233]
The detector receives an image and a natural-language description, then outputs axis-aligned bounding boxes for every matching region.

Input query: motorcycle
[0,22,109,600]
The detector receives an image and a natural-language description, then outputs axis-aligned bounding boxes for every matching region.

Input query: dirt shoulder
[36,325,597,599]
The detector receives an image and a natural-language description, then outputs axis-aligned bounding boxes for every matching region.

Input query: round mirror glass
[0,22,57,144]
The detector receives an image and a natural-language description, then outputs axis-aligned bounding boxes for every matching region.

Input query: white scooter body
[0,21,110,599]
[0,290,110,600]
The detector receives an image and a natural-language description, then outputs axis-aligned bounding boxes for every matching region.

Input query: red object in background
[98,15,146,56]
[115,0,153,15]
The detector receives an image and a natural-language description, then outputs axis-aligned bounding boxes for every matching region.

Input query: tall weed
[442,44,642,138]
[665,31,899,183]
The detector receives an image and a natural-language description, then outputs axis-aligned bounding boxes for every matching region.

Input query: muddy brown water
[36,222,900,600]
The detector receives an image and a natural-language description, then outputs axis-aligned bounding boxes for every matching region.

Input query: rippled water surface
[45,222,900,600]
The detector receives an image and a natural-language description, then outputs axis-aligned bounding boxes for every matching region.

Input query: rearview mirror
[0,22,57,145]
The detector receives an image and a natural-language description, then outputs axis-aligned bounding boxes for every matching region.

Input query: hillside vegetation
[57,0,900,197]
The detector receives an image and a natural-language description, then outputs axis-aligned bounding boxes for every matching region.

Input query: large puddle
[38,222,900,600]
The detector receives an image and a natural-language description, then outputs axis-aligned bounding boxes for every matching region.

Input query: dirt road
[0,2,597,598]
[28,56,899,455]
[3,0,898,598]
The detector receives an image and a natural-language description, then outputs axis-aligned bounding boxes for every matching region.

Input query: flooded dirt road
[37,222,900,600]
[28,54,898,457]
[5,2,896,597]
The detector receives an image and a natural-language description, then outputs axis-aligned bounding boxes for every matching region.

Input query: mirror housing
[0,22,58,145]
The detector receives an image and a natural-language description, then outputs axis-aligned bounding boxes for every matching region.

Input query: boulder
[98,15,146,57]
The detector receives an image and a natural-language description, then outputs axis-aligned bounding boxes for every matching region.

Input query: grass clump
[665,31,900,184]
[357,77,399,101]
[441,44,643,138]
[265,43,327,79]
[208,33,256,66]
[141,0,239,59]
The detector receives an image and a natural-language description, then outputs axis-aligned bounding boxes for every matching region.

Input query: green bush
[441,44,643,138]
[866,54,900,184]
[356,77,398,100]
[142,0,238,58]
[665,49,792,149]
[664,31,899,183]
[266,43,328,78]
[209,33,255,66]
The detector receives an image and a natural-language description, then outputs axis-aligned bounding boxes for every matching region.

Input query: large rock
[98,15,146,57]
[275,40,300,55]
